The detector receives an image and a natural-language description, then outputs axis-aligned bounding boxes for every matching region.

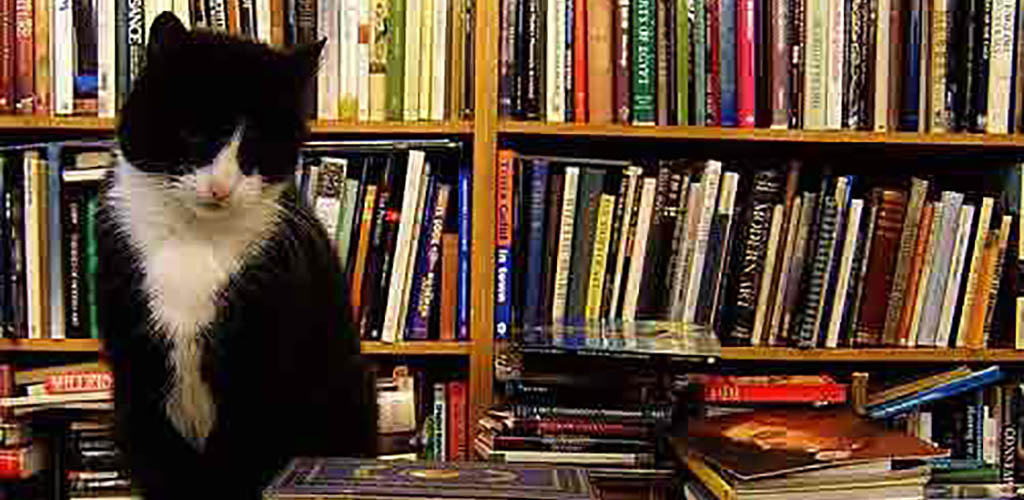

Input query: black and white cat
[96,12,376,499]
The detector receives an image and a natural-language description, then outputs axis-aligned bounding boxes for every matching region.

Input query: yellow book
[684,453,735,500]
[585,195,615,321]
[418,0,435,121]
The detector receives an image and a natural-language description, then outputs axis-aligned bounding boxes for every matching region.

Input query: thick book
[917,192,965,346]
[853,189,907,346]
[718,0,736,126]
[700,375,847,405]
[631,0,655,124]
[265,458,593,499]
[565,168,606,325]
[522,160,549,329]
[588,0,613,123]
[935,205,976,347]
[612,0,629,122]
[882,178,928,345]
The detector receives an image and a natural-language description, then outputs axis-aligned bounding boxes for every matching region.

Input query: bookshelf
[360,341,473,356]
[720,347,1024,363]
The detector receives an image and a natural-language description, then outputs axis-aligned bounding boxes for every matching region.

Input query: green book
[386,0,406,120]
[930,467,1000,484]
[692,0,705,125]
[677,0,689,124]
[85,194,99,340]
[632,0,656,125]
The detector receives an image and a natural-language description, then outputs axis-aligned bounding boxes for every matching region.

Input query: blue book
[46,145,65,339]
[867,366,1005,419]
[495,152,515,340]
[900,0,921,131]
[522,160,549,329]
[719,0,737,126]
[404,177,439,340]
[457,163,471,340]
[406,182,452,340]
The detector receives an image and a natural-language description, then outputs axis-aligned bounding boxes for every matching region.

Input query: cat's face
[116,13,323,218]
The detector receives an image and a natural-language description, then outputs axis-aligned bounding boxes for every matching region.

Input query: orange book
[896,202,934,345]
[270,0,285,45]
[227,0,241,36]
[350,186,378,318]
[966,231,999,348]
[573,0,588,121]
[587,0,613,123]
[440,233,458,341]
[32,0,48,115]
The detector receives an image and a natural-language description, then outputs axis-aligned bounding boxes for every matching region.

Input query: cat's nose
[210,181,232,202]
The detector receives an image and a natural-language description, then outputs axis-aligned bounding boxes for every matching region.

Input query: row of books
[0,144,112,340]
[493,150,1023,349]
[500,0,1024,134]
[66,419,131,500]
[300,143,471,342]
[376,365,469,460]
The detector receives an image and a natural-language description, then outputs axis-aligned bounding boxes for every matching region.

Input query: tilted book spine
[622,178,657,321]
[631,0,655,124]
[796,183,836,348]
[907,202,942,346]
[542,173,564,323]
[768,195,803,343]
[395,162,432,338]
[671,183,702,319]
[608,167,641,320]
[566,169,605,324]
[897,202,934,345]
[494,151,515,339]
[853,189,907,346]
[600,173,630,319]
[406,183,450,339]
[770,0,788,127]
[781,193,816,340]
[699,172,739,330]
[667,171,693,319]
[935,204,975,347]
[382,151,427,343]
[586,195,615,320]
[683,162,722,323]
[753,204,786,344]
[814,177,850,346]
[825,198,864,347]
[737,0,755,127]
[981,216,1012,343]
[917,192,965,346]
[719,0,737,126]
[882,177,928,344]
[957,197,994,346]
[551,167,579,324]
[613,0,630,122]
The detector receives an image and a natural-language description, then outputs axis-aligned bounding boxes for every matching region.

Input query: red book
[44,371,113,394]
[0,0,13,113]
[573,0,588,122]
[446,380,468,460]
[705,0,721,126]
[0,446,42,479]
[736,0,755,127]
[701,375,848,405]
[0,365,10,420]
[12,0,29,114]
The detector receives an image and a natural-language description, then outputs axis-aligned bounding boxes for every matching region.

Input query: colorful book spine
[406,184,450,339]
[457,164,471,340]
[612,0,628,122]
[935,204,975,347]
[693,0,706,124]
[676,0,688,123]
[853,189,907,346]
[719,0,736,126]
[551,167,579,324]
[917,192,964,346]
[770,0,788,127]
[737,0,754,127]
[585,195,615,320]
[632,0,655,124]
[573,0,588,121]
[867,367,1005,419]
[11,0,28,114]
[381,151,427,342]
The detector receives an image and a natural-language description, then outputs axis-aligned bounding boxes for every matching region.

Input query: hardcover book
[264,458,593,500]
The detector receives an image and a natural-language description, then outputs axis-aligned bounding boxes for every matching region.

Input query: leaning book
[263,458,594,500]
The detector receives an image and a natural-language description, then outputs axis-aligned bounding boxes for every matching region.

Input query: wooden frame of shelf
[361,341,472,356]
[0,339,102,352]
[722,347,1024,362]
[0,117,474,135]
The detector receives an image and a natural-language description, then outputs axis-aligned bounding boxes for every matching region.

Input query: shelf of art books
[720,347,1024,363]
[361,341,472,356]
[498,121,1024,148]
[0,117,475,136]
[0,339,101,353]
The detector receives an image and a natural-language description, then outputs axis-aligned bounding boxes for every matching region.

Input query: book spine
[349,184,376,324]
[803,0,826,129]
[448,380,467,460]
[553,0,567,121]
[10,0,26,114]
[928,0,948,131]
[703,173,739,330]
[683,162,722,323]
[969,0,991,132]
[899,0,921,131]
[441,233,458,340]
[655,0,669,124]
[566,170,604,324]
[551,167,579,324]
[981,216,1011,343]
[737,0,754,126]
[564,0,573,121]
[796,182,836,348]
[999,383,1017,483]
[703,382,847,404]
[883,178,928,344]
[542,173,564,324]
[430,0,446,120]
[898,202,935,345]
[45,149,61,339]
[608,167,640,320]
[767,195,802,341]
[843,0,870,128]
[403,0,422,120]
[918,192,964,346]
[381,151,427,342]
[53,0,72,115]
[956,197,992,347]
[600,172,629,318]
[935,205,975,347]
[787,0,803,128]
[493,154,513,338]
[871,0,890,130]
[589,0,613,123]
[824,199,863,347]
[719,0,736,125]
[693,0,706,124]
[385,0,405,119]
[754,204,787,344]
[631,0,655,124]
[585,195,615,320]
[98,0,115,118]
[622,178,656,320]
[573,0,587,120]
[612,0,629,122]
[63,190,82,337]
[907,202,942,346]
[317,0,337,119]
[770,0,788,127]
[868,367,1005,419]
[677,0,688,123]
[522,0,542,119]
[406,184,450,339]
[853,190,907,346]
[546,0,560,121]
[433,383,446,460]
[708,0,721,125]
[395,162,432,338]
[986,0,1016,133]
[825,0,844,129]
[448,0,465,121]
[33,0,49,116]
[522,161,549,328]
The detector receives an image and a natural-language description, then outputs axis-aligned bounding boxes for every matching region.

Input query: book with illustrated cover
[680,408,946,480]
[264,458,593,499]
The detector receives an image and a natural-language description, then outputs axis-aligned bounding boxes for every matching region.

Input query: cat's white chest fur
[106,147,281,450]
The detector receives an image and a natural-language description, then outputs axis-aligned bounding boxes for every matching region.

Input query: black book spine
[499,0,515,116]
[947,0,969,131]
[787,0,804,128]
[637,163,684,319]
[725,168,784,344]
[522,0,543,119]
[968,0,990,132]
[10,167,22,338]
[63,188,83,338]
[541,172,565,326]
[565,169,604,325]
[360,157,393,339]
[844,0,871,128]
[565,0,575,122]
[755,0,771,127]
[666,0,678,124]
[0,157,7,336]
[1000,383,1017,484]
[294,0,317,115]
[512,0,526,117]
[600,171,630,320]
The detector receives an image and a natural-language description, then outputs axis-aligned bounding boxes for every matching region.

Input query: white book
[431,0,449,120]
[919,411,933,444]
[607,167,642,321]
[682,161,722,323]
[0,391,112,408]
[622,178,657,322]
[319,0,339,119]
[342,0,360,119]
[396,162,432,339]
[753,204,787,345]
[987,0,1017,134]
[551,167,580,324]
[825,0,844,130]
[23,154,41,339]
[257,0,271,42]
[313,158,348,237]
[670,182,702,320]
[909,202,943,346]
[873,0,891,131]
[956,197,993,347]
[983,405,997,464]
[175,0,192,27]
[545,0,560,121]
[358,0,371,121]
[803,0,828,130]
[418,0,435,120]
[551,0,567,122]
[936,204,975,347]
[825,198,864,348]
[53,0,74,116]
[380,150,427,343]
[917,192,964,346]
[767,196,803,343]
[97,0,116,118]
[404,0,423,120]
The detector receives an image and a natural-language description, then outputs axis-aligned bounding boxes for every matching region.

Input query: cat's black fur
[97,13,376,500]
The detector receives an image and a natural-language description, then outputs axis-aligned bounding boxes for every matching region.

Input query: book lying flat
[678,408,946,481]
[263,458,593,500]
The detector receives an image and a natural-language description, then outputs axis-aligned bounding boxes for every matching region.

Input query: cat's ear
[148,12,188,61]
[292,38,327,82]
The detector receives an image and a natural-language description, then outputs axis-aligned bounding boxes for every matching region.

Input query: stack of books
[495,151,1024,349]
[1,361,113,417]
[300,142,471,343]
[65,419,132,500]
[500,0,1024,134]
[677,408,947,500]
[376,365,470,461]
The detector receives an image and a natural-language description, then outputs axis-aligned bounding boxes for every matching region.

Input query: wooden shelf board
[722,347,1024,362]
[0,117,473,135]
[361,341,471,356]
[499,121,1024,147]
[0,116,116,132]
[0,339,101,352]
